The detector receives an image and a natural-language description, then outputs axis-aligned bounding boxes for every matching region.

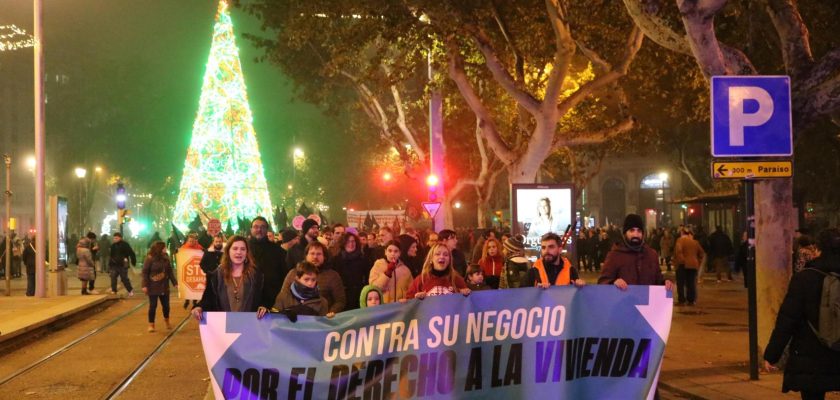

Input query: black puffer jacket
[764,254,840,393]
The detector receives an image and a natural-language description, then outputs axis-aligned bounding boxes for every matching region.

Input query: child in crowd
[359,284,383,308]
[405,243,470,300]
[273,262,328,318]
[465,264,491,292]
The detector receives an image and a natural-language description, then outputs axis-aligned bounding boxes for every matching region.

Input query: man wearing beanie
[286,218,320,269]
[598,214,673,292]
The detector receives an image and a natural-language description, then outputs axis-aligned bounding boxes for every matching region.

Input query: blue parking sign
[711,76,792,157]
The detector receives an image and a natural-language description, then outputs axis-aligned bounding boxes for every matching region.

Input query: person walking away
[108,232,137,296]
[98,234,111,273]
[499,235,529,289]
[794,235,820,274]
[598,214,674,292]
[142,241,178,332]
[76,237,95,295]
[521,232,586,288]
[764,228,840,400]
[673,229,705,305]
[708,226,734,282]
[660,230,674,272]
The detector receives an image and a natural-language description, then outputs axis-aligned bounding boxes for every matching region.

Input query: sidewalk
[0,265,141,345]
[646,271,836,399]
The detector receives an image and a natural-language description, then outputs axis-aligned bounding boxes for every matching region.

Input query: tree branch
[677,0,757,78]
[622,0,692,54]
[470,27,542,115]
[542,0,577,108]
[554,117,635,149]
[679,142,707,192]
[762,0,813,79]
[557,27,643,117]
[389,83,427,162]
[445,37,518,166]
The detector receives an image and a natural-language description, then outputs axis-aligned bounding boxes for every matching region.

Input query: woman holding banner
[405,243,470,300]
[191,236,269,321]
[142,241,178,332]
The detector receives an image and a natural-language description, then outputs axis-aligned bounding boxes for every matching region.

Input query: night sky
[1,0,341,193]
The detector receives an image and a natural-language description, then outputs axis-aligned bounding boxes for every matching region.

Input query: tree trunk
[754,178,793,358]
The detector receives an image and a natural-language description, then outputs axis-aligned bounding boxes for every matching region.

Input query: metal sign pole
[745,180,759,380]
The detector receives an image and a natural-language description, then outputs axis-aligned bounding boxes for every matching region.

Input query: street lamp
[25,156,36,172]
[75,167,86,233]
[659,172,669,227]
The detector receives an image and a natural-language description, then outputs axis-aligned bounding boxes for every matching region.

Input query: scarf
[291,281,320,301]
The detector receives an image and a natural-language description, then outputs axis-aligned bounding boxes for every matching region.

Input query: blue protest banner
[199,286,672,399]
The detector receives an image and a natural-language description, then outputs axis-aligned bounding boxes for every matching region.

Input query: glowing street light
[94,166,103,173]
[454,201,462,209]
[293,148,304,158]
[74,167,87,179]
[25,156,35,172]
[382,172,392,182]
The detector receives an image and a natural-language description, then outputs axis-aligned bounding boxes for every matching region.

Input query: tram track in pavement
[101,313,191,399]
[0,299,148,386]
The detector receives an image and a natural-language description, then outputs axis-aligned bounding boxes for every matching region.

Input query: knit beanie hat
[503,234,526,255]
[280,229,298,243]
[301,218,319,234]
[622,214,645,235]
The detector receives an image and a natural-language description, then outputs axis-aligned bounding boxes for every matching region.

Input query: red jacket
[478,255,505,277]
[598,243,665,286]
[405,273,467,299]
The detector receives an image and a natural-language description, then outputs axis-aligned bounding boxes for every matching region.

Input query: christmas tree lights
[172,0,273,232]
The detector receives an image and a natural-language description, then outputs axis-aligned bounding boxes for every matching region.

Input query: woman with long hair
[398,234,423,277]
[405,243,470,300]
[141,241,178,332]
[478,238,504,289]
[191,235,269,321]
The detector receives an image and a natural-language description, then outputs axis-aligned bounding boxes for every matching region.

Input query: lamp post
[659,172,669,227]
[74,167,86,234]
[4,154,11,296]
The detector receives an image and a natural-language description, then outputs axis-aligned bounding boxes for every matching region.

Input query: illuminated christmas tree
[172,0,273,232]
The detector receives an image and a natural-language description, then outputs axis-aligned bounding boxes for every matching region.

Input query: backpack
[807,268,840,351]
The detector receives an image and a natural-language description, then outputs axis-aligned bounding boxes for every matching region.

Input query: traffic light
[426,174,439,201]
[117,209,132,224]
[116,183,126,210]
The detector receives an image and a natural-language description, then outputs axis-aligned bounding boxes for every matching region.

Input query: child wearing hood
[273,262,328,318]
[359,284,383,308]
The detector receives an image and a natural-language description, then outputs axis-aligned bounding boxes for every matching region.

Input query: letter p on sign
[727,86,773,146]
[711,76,792,157]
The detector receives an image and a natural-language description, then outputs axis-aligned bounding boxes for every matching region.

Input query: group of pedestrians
[75,231,136,296]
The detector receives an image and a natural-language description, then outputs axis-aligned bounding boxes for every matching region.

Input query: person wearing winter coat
[141,241,178,332]
[405,243,470,300]
[708,226,734,281]
[764,228,840,399]
[273,262,328,318]
[335,232,370,310]
[499,235,529,289]
[598,214,673,292]
[659,230,674,272]
[369,240,413,303]
[76,238,96,295]
[280,241,346,314]
[673,229,706,305]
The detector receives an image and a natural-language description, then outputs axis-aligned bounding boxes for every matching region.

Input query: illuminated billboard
[511,183,575,251]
